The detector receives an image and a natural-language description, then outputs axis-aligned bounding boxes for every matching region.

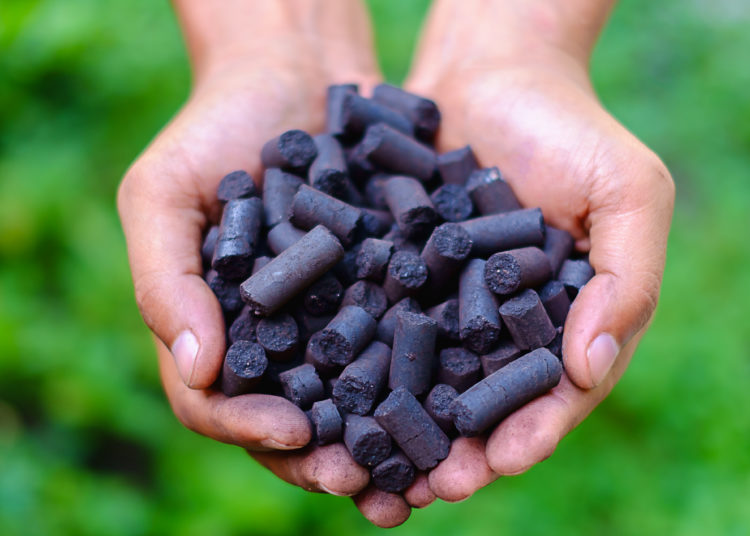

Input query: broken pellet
[221,341,268,397]
[382,250,429,303]
[426,299,460,342]
[206,270,244,314]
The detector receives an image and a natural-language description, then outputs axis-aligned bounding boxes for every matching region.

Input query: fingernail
[171,330,199,386]
[259,438,299,450]
[318,483,349,497]
[587,333,619,387]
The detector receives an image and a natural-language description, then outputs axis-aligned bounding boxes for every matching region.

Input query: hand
[405,0,675,501]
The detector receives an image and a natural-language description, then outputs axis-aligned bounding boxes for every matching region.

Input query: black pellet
[426,299,460,342]
[459,208,545,257]
[346,142,377,184]
[266,221,306,255]
[252,255,273,274]
[383,250,429,303]
[371,450,416,493]
[201,226,219,269]
[424,384,459,435]
[228,305,260,344]
[375,297,421,346]
[340,92,413,137]
[484,246,552,296]
[498,289,557,350]
[261,129,317,173]
[326,83,358,138]
[361,123,437,183]
[341,281,389,320]
[256,313,299,362]
[543,226,574,276]
[372,83,440,142]
[451,348,563,436]
[458,259,502,354]
[436,146,479,185]
[310,399,343,446]
[374,387,450,471]
[206,269,244,314]
[217,170,257,202]
[364,174,389,210]
[212,197,263,279]
[437,348,482,393]
[264,354,304,388]
[278,363,325,409]
[302,272,343,316]
[430,184,474,223]
[420,223,473,297]
[262,168,303,228]
[558,259,594,299]
[333,341,391,415]
[308,134,352,197]
[538,280,571,327]
[304,333,342,379]
[355,238,394,282]
[221,341,268,397]
[389,311,438,397]
[465,167,521,215]
[359,208,394,238]
[306,305,376,367]
[289,184,362,247]
[383,176,439,238]
[343,414,392,468]
[240,225,344,316]
[480,340,522,376]
[546,326,564,358]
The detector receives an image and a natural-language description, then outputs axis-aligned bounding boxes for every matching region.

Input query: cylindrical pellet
[558,259,595,298]
[389,311,438,397]
[308,134,352,197]
[333,341,391,415]
[361,123,437,183]
[302,272,343,316]
[252,256,273,274]
[341,281,389,320]
[451,348,563,436]
[228,306,260,344]
[240,225,344,316]
[437,348,482,393]
[375,297,421,346]
[498,289,557,350]
[289,184,362,247]
[374,387,450,471]
[543,226,574,276]
[309,399,343,446]
[420,223,473,297]
[426,299,460,342]
[217,170,257,202]
[201,225,219,268]
[383,176,439,239]
[465,167,521,215]
[206,270,244,314]
[263,355,304,392]
[346,142,377,184]
[355,238,394,282]
[326,83,358,138]
[436,145,479,185]
[343,414,392,468]
[306,305,376,367]
[372,83,440,142]
[340,92,413,137]
[424,383,459,435]
[261,129,317,173]
[459,208,545,257]
[256,313,299,362]
[371,450,416,493]
[266,221,306,255]
[458,259,502,354]
[221,341,268,397]
[212,197,263,279]
[484,246,552,295]
[480,341,522,377]
[262,168,303,228]
[382,250,429,303]
[278,363,325,409]
[430,184,474,222]
[539,280,571,327]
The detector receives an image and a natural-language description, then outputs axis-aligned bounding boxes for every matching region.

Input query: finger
[251,443,370,496]
[563,159,675,388]
[353,486,411,528]
[403,473,436,508]
[427,437,498,503]
[158,340,311,449]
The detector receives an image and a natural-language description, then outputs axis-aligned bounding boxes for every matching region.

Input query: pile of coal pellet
[202,83,594,493]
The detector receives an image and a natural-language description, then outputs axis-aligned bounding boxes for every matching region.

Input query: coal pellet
[264,354,304,389]
[302,272,343,316]
[355,238,394,282]
[420,223,473,297]
[262,168,303,228]
[217,170,257,202]
[374,387,450,471]
[383,250,429,303]
[361,123,437,183]
[228,305,260,344]
[484,246,552,296]
[543,226,574,276]
[310,399,343,446]
[458,259,502,354]
[341,281,389,320]
[346,142,377,184]
[308,134,351,197]
[389,311,438,397]
[340,92,413,137]
[289,184,362,247]
[206,270,244,314]
[437,348,482,393]
[261,129,317,173]
[343,414,392,468]
[266,221,306,255]
[221,341,268,397]
[304,336,342,378]
[252,255,273,274]
[558,259,595,298]
[451,348,563,436]
[371,450,416,493]
[480,340,522,376]
[306,305,376,367]
[240,225,344,316]
[539,280,571,327]
[278,363,325,409]
[375,297,421,346]
[426,299,460,342]
[326,84,358,138]
[498,289,557,350]
[359,208,394,239]
[459,208,545,257]
[256,313,299,362]
[333,341,391,415]
[424,383,459,435]
[430,184,474,223]
[372,83,440,142]
[383,176,438,239]
[465,167,521,215]
[201,226,219,268]
[436,145,479,185]
[212,197,263,279]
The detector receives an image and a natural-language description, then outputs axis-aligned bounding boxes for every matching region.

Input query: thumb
[562,159,675,389]
[118,160,226,389]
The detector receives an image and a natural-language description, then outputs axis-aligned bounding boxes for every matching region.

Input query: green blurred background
[1,1,749,534]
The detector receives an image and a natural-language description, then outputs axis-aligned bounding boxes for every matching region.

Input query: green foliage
[1,1,748,534]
